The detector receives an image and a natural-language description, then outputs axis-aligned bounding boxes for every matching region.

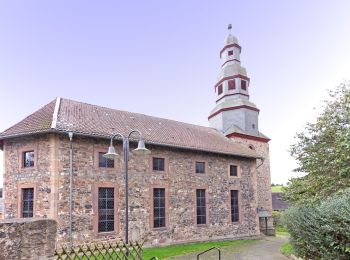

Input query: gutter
[0,129,260,160]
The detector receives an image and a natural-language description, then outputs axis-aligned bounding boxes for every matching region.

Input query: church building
[0,27,273,246]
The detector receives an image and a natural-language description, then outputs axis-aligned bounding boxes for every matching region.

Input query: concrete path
[170,236,289,260]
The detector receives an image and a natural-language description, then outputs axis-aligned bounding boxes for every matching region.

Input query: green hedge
[282,189,350,259]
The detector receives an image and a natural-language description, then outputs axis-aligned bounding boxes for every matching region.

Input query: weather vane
[228,24,232,34]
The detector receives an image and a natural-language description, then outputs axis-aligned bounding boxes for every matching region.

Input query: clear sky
[1,0,350,187]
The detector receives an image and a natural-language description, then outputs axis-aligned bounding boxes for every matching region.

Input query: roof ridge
[51,97,61,129]
[60,97,216,132]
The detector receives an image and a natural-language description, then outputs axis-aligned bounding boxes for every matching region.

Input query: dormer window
[218,84,223,95]
[228,50,234,56]
[241,80,247,90]
[228,80,236,90]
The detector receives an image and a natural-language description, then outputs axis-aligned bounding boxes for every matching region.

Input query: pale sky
[1,0,350,187]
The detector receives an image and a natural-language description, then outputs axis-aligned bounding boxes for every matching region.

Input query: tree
[284,82,350,205]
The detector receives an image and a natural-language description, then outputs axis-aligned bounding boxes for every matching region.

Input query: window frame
[17,183,37,218]
[98,187,115,233]
[19,146,37,171]
[228,50,234,56]
[98,152,115,168]
[217,84,223,95]
[152,188,166,229]
[152,157,165,171]
[228,164,240,178]
[228,80,236,90]
[150,185,169,230]
[230,190,240,223]
[195,188,209,226]
[94,147,118,171]
[22,151,35,168]
[93,183,119,236]
[194,161,206,174]
[150,156,168,174]
[22,188,34,218]
[241,80,247,90]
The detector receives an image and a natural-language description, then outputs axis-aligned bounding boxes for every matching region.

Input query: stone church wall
[3,134,262,246]
[228,136,273,227]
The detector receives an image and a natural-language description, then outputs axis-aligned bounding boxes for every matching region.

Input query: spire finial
[228,24,232,34]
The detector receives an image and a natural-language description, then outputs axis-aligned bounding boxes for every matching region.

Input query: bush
[272,211,283,228]
[282,189,350,259]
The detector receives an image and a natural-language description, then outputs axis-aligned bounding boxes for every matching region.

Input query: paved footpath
[170,236,289,260]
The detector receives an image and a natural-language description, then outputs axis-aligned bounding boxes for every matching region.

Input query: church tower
[210,25,273,234]
[209,24,263,139]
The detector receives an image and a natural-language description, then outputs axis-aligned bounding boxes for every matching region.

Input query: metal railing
[197,247,221,260]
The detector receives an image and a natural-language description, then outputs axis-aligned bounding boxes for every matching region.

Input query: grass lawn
[142,239,257,259]
[271,185,284,192]
[280,242,293,256]
[275,226,289,237]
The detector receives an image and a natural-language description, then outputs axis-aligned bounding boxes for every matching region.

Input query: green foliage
[142,239,256,259]
[282,189,350,259]
[280,242,293,256]
[271,185,284,192]
[272,211,282,227]
[285,82,350,205]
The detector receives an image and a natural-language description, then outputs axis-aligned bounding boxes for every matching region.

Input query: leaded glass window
[22,188,34,218]
[98,152,114,168]
[231,190,239,222]
[98,188,114,232]
[196,189,206,225]
[23,151,34,168]
[153,188,165,228]
[153,158,165,171]
[195,162,205,174]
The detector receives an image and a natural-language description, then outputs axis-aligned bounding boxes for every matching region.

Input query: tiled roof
[272,192,289,211]
[0,100,56,137]
[0,98,259,158]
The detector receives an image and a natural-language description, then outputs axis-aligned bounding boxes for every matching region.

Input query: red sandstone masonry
[3,134,261,247]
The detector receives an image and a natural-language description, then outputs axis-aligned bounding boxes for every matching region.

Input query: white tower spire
[208,25,260,136]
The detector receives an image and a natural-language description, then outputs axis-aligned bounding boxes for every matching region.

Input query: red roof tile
[0,98,259,158]
[0,99,56,138]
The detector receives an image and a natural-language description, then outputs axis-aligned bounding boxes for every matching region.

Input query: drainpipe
[68,132,73,248]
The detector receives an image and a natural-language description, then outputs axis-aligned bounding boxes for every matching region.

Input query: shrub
[272,211,283,228]
[282,189,350,259]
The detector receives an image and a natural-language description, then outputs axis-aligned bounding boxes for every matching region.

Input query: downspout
[68,132,73,248]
